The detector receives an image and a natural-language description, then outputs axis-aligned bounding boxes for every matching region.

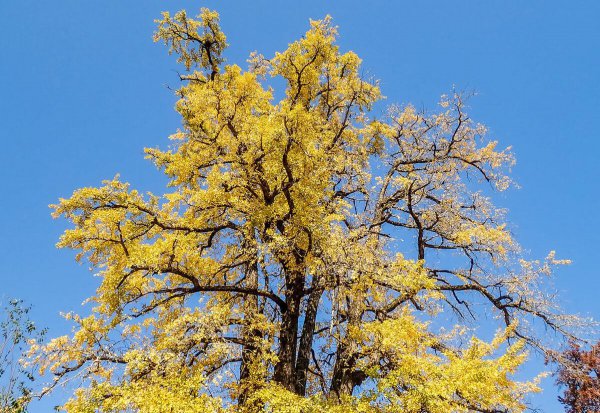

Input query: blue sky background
[1,1,598,411]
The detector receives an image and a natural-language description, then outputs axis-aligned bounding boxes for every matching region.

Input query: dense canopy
[30,9,585,413]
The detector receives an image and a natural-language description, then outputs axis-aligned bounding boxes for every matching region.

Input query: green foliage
[0,299,46,413]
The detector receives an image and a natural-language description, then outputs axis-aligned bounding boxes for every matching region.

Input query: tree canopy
[31,8,586,413]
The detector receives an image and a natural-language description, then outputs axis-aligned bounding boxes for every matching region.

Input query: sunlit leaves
[30,8,583,413]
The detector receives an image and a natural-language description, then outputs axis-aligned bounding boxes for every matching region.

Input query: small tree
[555,341,600,413]
[32,8,587,413]
[1,299,45,413]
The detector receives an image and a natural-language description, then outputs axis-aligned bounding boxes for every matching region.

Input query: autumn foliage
[28,8,585,413]
[555,341,600,413]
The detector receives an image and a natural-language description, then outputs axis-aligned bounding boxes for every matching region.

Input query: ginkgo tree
[31,8,588,413]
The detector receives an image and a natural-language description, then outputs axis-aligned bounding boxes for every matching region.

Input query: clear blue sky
[1,1,598,411]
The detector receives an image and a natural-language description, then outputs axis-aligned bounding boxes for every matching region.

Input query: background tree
[30,8,587,413]
[553,341,600,413]
[1,299,45,413]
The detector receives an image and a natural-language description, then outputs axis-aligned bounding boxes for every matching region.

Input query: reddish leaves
[556,341,600,412]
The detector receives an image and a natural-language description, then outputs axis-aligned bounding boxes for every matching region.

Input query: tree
[554,341,600,412]
[1,299,45,413]
[31,8,586,412]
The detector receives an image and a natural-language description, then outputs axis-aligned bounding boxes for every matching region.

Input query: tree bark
[295,282,323,395]
[273,269,303,391]
[330,274,370,397]
[238,260,261,406]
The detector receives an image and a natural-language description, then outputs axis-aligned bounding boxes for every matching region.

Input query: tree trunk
[295,282,323,395]
[273,270,303,391]
[238,261,261,406]
[330,285,367,398]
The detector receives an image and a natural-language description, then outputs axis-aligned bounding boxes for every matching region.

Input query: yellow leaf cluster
[29,8,579,413]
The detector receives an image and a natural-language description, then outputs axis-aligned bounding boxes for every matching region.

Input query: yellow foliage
[29,7,579,413]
